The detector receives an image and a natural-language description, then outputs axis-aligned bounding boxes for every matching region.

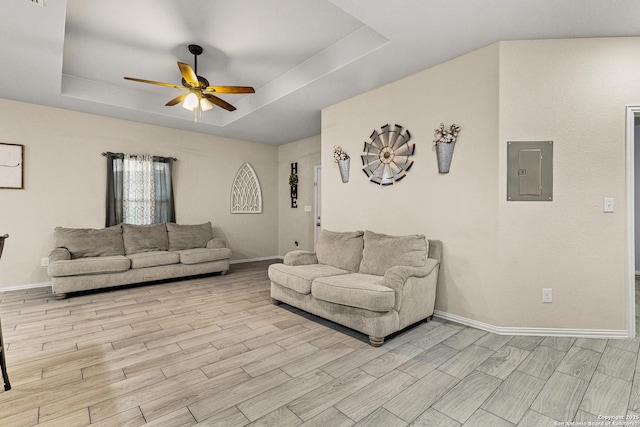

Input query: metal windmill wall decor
[361,124,415,185]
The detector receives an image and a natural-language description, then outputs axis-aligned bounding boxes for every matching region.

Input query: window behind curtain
[105,153,175,226]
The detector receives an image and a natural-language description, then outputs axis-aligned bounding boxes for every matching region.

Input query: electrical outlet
[41,257,49,267]
[542,288,552,303]
[23,0,44,7]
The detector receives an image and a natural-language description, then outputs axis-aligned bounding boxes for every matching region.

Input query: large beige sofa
[48,222,231,299]
[269,230,442,346]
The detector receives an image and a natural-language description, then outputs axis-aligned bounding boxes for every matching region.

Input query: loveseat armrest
[206,238,227,249]
[284,250,318,266]
[383,259,439,286]
[49,247,71,263]
[382,259,439,312]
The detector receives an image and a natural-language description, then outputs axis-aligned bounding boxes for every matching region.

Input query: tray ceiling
[1,0,640,144]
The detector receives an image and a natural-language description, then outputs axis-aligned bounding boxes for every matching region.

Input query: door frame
[314,164,321,249]
[625,105,638,338]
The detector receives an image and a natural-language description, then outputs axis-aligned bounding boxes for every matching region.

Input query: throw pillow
[315,230,364,272]
[54,225,125,259]
[166,222,214,251]
[359,230,428,276]
[122,223,169,254]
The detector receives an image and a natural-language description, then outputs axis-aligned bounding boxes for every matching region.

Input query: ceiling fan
[124,44,255,118]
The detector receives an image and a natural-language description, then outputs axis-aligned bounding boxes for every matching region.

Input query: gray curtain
[154,157,176,224]
[105,152,175,226]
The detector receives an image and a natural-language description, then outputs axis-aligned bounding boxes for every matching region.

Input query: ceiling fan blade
[204,86,255,94]
[165,93,189,107]
[203,93,236,111]
[124,77,186,90]
[178,62,200,87]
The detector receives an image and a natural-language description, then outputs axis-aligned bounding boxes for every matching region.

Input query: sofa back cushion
[359,230,428,276]
[316,230,364,272]
[54,225,124,259]
[166,222,213,251]
[122,223,169,254]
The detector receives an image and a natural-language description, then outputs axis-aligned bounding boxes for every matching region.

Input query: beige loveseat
[269,230,442,346]
[48,222,231,299]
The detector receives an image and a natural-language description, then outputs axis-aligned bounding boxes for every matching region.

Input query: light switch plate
[604,198,614,213]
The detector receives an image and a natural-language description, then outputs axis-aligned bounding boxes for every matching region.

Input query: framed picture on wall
[0,143,24,189]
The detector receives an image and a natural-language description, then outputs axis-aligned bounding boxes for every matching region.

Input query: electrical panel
[507,141,553,201]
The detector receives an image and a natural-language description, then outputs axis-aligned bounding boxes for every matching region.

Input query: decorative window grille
[231,162,262,214]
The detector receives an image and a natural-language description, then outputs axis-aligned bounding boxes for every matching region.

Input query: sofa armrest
[49,248,71,263]
[284,250,318,266]
[206,238,227,249]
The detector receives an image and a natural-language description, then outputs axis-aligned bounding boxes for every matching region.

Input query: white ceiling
[2,0,640,144]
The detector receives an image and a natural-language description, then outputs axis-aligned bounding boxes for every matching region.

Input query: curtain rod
[101,152,177,161]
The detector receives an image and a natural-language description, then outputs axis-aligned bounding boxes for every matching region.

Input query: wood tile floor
[0,261,639,426]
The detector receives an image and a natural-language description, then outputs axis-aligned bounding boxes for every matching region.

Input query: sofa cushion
[54,225,124,259]
[178,247,232,265]
[359,231,428,276]
[312,273,395,312]
[166,222,214,251]
[122,223,169,254]
[315,230,364,272]
[127,251,180,269]
[268,263,351,295]
[48,256,130,277]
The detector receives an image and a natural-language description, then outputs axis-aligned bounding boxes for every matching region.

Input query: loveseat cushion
[54,225,125,259]
[122,223,169,254]
[268,263,351,295]
[48,256,130,277]
[127,251,179,269]
[311,273,395,312]
[166,222,214,251]
[315,230,364,272]
[359,231,428,276]
[178,247,232,265]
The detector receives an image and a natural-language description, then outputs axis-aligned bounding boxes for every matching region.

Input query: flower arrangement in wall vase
[433,122,461,174]
[361,124,415,185]
[334,146,350,183]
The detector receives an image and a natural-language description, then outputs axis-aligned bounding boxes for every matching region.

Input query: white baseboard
[0,281,51,292]
[229,256,283,264]
[433,310,631,340]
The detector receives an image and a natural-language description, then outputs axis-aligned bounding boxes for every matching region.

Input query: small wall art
[0,143,23,189]
[289,162,298,208]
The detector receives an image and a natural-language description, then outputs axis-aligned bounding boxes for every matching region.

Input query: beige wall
[0,98,279,289]
[322,37,640,332]
[278,135,321,254]
[496,38,640,330]
[322,43,500,324]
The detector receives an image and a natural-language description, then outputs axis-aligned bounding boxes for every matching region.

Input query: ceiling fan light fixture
[182,92,199,111]
[200,97,214,112]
